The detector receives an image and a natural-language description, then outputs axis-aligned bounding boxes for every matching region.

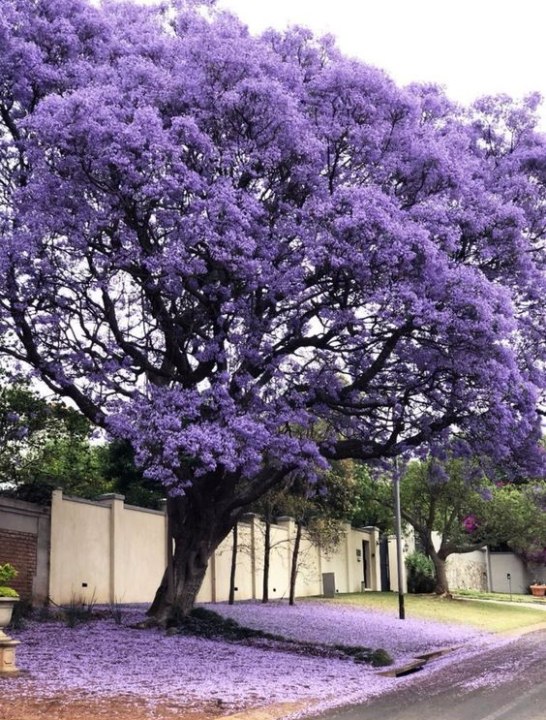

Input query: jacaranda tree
[1,0,546,623]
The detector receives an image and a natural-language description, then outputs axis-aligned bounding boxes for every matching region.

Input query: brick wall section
[0,529,37,599]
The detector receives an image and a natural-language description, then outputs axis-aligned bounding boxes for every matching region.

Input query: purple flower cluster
[1,602,498,715]
[462,514,480,533]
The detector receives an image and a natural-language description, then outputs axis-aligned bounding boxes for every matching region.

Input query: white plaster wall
[233,520,257,599]
[210,522,256,602]
[268,523,291,599]
[294,531,322,597]
[115,505,166,603]
[49,491,111,604]
[320,527,350,594]
[51,491,506,606]
[387,532,413,593]
[489,552,530,594]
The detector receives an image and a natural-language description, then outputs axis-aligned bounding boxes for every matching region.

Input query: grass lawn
[454,588,546,604]
[317,592,546,633]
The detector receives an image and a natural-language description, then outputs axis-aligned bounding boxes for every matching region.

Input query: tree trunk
[430,549,450,595]
[262,517,271,603]
[228,522,238,605]
[147,493,236,625]
[289,520,303,606]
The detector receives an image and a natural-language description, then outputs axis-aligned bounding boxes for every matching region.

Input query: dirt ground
[0,692,312,720]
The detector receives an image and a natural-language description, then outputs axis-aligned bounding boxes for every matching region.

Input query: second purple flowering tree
[1,0,546,623]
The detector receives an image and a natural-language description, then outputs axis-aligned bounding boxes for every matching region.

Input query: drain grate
[378,659,427,677]
[415,646,460,661]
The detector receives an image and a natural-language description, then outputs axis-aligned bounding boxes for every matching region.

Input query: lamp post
[393,459,405,620]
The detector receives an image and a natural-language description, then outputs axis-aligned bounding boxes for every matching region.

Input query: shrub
[0,563,17,585]
[0,563,19,597]
[62,593,97,627]
[405,551,435,593]
[0,586,19,598]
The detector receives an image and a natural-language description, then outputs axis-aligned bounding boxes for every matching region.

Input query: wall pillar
[344,522,352,592]
[362,526,381,591]
[276,516,294,577]
[34,508,51,604]
[97,494,125,603]
[242,513,258,600]
[48,489,64,604]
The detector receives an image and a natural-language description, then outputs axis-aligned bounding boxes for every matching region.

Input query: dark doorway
[362,540,370,588]
[380,537,390,591]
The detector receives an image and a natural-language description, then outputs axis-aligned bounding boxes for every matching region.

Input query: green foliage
[480,483,546,558]
[0,374,110,502]
[16,437,110,504]
[405,552,435,593]
[348,464,394,532]
[399,454,546,595]
[332,644,392,667]
[99,440,164,509]
[0,586,19,598]
[401,458,485,548]
[369,648,393,667]
[181,607,282,640]
[0,563,19,596]
[0,562,17,586]
[0,374,165,508]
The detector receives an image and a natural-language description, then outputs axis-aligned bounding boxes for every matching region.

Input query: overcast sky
[217,0,546,118]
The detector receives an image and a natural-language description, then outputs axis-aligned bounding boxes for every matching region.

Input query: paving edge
[499,619,546,638]
[223,700,320,720]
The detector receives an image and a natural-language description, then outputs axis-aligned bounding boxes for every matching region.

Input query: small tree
[286,461,364,604]
[400,454,546,595]
[228,522,238,605]
[253,487,291,603]
[475,482,546,579]
[400,455,493,595]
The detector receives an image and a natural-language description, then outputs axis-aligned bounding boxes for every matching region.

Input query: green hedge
[405,551,435,593]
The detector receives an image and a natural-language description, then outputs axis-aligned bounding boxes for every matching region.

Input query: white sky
[217,0,546,117]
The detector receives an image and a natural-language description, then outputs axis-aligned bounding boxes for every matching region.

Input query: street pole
[393,460,405,620]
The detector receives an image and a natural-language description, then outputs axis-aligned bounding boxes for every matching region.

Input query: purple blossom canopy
[1,0,545,491]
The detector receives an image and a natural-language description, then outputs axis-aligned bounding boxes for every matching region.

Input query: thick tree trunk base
[146,492,241,626]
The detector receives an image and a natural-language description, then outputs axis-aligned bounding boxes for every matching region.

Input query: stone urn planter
[0,597,21,676]
[530,583,546,597]
[0,563,22,676]
[0,596,18,634]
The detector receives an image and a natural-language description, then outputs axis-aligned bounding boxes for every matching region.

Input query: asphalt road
[317,628,546,720]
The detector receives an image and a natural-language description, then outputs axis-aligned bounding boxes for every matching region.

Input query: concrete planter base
[0,637,21,676]
[0,598,20,676]
[0,597,18,630]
